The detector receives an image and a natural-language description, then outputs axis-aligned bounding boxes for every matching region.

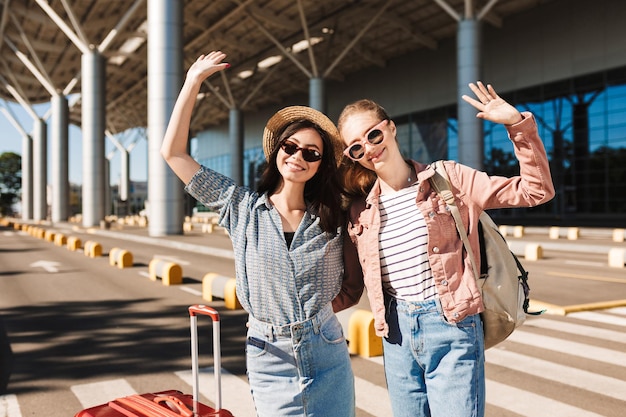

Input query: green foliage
[0,152,21,215]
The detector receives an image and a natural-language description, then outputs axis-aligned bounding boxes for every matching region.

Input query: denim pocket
[246,336,267,358]
[439,311,479,330]
[319,316,345,345]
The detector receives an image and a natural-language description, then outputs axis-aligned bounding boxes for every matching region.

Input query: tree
[0,152,21,216]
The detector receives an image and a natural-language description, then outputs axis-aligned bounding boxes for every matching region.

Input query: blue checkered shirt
[185,166,344,325]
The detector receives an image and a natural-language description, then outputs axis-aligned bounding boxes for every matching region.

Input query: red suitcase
[75,305,234,417]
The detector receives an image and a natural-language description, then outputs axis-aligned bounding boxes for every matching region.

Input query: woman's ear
[388,119,397,138]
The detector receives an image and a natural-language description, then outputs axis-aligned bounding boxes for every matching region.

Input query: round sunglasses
[343,119,389,161]
[280,140,323,162]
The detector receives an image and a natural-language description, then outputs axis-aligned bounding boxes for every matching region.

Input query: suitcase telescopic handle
[189,305,220,322]
[188,304,222,413]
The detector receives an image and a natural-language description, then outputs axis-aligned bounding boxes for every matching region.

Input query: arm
[461,81,523,125]
[455,81,555,208]
[332,231,365,312]
[160,51,230,184]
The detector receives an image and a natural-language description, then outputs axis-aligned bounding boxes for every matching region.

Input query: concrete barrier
[549,226,560,239]
[608,248,626,268]
[513,226,524,238]
[613,229,625,242]
[149,258,182,285]
[347,309,383,357]
[202,273,241,310]
[44,230,56,242]
[66,236,82,251]
[109,247,133,268]
[508,241,543,260]
[567,227,580,240]
[83,241,103,258]
[54,233,67,247]
[524,243,543,261]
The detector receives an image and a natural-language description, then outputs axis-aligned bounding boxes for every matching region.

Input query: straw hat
[262,106,343,166]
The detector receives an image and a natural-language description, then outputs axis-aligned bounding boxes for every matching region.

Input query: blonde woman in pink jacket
[338,82,555,417]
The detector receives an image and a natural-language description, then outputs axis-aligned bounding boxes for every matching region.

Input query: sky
[0,99,148,186]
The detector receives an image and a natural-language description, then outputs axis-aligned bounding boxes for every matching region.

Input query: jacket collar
[364,160,436,206]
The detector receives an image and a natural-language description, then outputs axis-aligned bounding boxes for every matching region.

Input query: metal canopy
[0,0,547,136]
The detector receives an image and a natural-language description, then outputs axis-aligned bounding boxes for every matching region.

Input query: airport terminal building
[194,0,626,227]
[2,0,625,234]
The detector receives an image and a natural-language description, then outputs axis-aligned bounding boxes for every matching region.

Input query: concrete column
[309,77,325,112]
[457,19,483,170]
[104,159,111,216]
[21,134,33,220]
[147,0,183,236]
[120,150,130,201]
[32,118,47,221]
[81,49,106,227]
[51,94,69,222]
[230,108,243,185]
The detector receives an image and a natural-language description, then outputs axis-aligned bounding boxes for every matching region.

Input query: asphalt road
[1,220,625,417]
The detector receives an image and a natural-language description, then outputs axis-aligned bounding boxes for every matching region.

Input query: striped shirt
[185,166,344,325]
[378,185,437,301]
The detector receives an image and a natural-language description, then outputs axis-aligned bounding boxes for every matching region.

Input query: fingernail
[225,63,231,69]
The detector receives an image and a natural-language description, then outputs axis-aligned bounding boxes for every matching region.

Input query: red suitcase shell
[74,305,234,417]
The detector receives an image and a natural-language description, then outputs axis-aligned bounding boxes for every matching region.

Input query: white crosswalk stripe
[70,379,137,409]
[175,367,256,416]
[4,308,625,417]
[524,317,626,343]
[485,348,626,401]
[485,380,606,417]
[0,394,21,417]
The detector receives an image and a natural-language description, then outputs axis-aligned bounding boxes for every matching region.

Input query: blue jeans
[246,304,355,417]
[383,298,485,417]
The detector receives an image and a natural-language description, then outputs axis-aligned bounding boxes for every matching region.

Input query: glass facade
[397,68,626,227]
[200,67,626,227]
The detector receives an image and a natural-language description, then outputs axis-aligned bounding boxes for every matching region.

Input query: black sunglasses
[343,119,388,161]
[280,140,323,162]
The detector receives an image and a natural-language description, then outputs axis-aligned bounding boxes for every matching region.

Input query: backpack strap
[429,161,480,281]
[431,161,543,316]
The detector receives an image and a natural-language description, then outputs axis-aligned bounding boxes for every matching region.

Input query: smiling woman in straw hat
[161,51,363,417]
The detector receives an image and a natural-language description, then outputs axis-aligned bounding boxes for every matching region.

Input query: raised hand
[462,81,523,125]
[186,51,230,84]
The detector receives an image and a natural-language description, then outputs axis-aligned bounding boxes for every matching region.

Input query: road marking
[486,348,626,401]
[525,317,626,343]
[507,330,626,366]
[486,380,605,417]
[175,367,256,416]
[139,271,150,278]
[567,311,626,327]
[29,260,60,273]
[176,367,395,416]
[564,260,605,267]
[0,394,22,417]
[70,379,136,409]
[608,306,626,316]
[180,286,202,296]
[153,255,190,266]
[547,271,626,284]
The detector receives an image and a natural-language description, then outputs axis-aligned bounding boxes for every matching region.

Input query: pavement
[10,218,626,316]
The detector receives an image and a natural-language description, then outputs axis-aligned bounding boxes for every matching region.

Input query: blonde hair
[337,99,391,202]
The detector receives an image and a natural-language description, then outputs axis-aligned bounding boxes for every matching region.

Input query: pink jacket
[347,112,555,337]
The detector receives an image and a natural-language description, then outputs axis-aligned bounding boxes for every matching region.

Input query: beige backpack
[430,160,541,349]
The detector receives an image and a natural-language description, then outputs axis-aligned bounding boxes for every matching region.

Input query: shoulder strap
[430,161,480,281]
